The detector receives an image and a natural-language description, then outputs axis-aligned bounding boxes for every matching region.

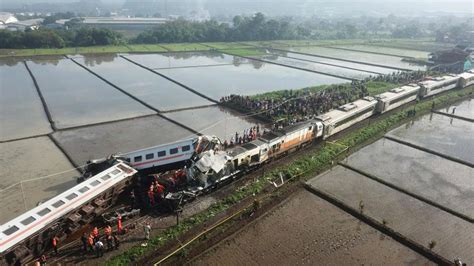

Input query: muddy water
[52,115,194,166]
[158,62,346,100]
[331,45,430,59]
[386,113,474,165]
[74,55,213,111]
[254,54,374,79]
[283,52,396,74]
[192,189,430,266]
[125,51,236,69]
[26,59,155,128]
[306,166,474,263]
[164,106,266,141]
[345,138,474,219]
[438,99,473,120]
[0,137,80,223]
[0,60,52,141]
[290,46,426,71]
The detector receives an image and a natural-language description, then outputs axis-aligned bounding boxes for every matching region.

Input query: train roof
[0,162,137,254]
[458,71,474,79]
[227,142,259,157]
[259,120,319,143]
[123,137,196,156]
[375,84,420,102]
[420,75,459,88]
[316,96,377,125]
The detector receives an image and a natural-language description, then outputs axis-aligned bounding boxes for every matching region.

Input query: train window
[170,148,178,154]
[125,158,131,163]
[21,216,36,226]
[3,226,19,236]
[146,153,154,160]
[111,169,121,175]
[90,180,101,187]
[79,186,90,193]
[37,208,51,216]
[101,174,112,181]
[182,145,191,152]
[52,200,65,208]
[134,156,142,162]
[66,193,78,200]
[158,151,166,157]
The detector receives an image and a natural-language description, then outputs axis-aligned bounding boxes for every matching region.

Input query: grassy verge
[106,86,472,265]
[158,43,211,52]
[220,48,267,57]
[200,42,253,50]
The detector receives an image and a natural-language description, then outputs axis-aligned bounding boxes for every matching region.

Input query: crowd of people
[220,71,434,126]
[223,125,263,148]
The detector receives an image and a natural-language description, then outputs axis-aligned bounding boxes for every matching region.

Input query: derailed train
[1,71,473,264]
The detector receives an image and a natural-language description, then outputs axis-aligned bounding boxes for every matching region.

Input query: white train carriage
[317,96,377,138]
[0,162,136,261]
[375,84,420,113]
[457,70,474,87]
[123,138,196,171]
[419,75,460,97]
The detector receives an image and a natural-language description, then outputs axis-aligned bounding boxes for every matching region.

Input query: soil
[189,190,431,266]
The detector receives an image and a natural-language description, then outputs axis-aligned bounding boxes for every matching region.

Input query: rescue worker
[80,233,88,253]
[104,224,112,237]
[117,215,123,234]
[95,240,104,257]
[92,226,99,239]
[88,233,95,252]
[106,235,113,251]
[148,186,155,207]
[144,222,151,240]
[130,191,136,209]
[51,236,59,255]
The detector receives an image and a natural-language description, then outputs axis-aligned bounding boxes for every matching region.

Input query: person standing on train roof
[51,236,59,255]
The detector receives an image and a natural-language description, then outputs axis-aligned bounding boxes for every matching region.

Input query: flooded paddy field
[158,62,347,100]
[0,60,52,141]
[306,166,474,263]
[192,189,430,266]
[0,137,80,224]
[74,55,213,111]
[282,51,396,75]
[438,99,473,120]
[330,45,430,59]
[52,115,193,166]
[345,138,474,219]
[164,106,265,141]
[289,46,426,71]
[254,54,374,79]
[386,113,474,165]
[26,58,154,129]
[124,51,236,69]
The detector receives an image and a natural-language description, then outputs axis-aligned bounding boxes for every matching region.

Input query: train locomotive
[1,70,473,265]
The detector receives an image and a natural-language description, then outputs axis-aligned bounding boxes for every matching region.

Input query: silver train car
[0,162,137,265]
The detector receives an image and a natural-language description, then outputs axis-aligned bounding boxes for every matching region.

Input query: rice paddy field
[0,39,464,263]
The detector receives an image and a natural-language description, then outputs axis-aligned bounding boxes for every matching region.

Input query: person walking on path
[144,222,151,240]
[51,236,59,255]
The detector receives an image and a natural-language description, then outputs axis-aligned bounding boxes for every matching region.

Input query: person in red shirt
[52,236,59,255]
[148,186,155,207]
[117,215,123,234]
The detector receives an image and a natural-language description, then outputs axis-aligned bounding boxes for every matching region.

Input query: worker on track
[92,226,99,239]
[51,236,59,255]
[117,215,123,234]
[88,234,95,252]
[144,222,151,240]
[80,233,88,253]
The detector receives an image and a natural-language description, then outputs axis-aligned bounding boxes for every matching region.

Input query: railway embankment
[105,85,473,265]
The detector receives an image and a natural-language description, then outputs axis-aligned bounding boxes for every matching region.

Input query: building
[57,17,170,30]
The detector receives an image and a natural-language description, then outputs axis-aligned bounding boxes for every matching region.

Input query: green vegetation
[158,43,211,52]
[106,85,472,265]
[201,42,253,50]
[220,48,267,57]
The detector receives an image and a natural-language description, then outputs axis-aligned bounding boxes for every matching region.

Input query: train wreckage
[1,70,474,265]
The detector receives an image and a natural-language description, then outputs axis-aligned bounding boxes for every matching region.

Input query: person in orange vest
[155,182,165,200]
[104,225,112,237]
[52,236,59,255]
[148,186,155,207]
[88,234,95,252]
[92,226,99,239]
[117,215,123,234]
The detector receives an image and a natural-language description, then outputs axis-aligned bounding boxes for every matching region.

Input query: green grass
[201,42,253,50]
[126,44,168,52]
[158,43,211,52]
[220,48,267,57]
[106,85,473,265]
